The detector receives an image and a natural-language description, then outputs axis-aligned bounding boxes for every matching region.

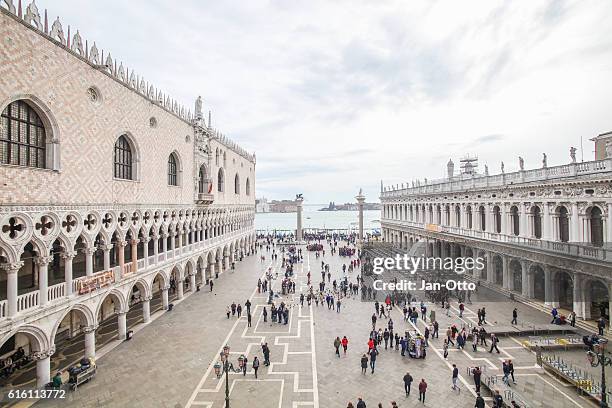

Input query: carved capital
[82,325,97,334]
[118,241,128,248]
[1,261,24,273]
[162,285,170,291]
[141,237,151,244]
[84,247,97,256]
[61,251,77,260]
[35,256,54,266]
[101,243,114,251]
[143,295,153,302]
[32,346,56,360]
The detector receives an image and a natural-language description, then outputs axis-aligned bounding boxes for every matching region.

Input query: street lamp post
[213,345,246,408]
[587,338,612,408]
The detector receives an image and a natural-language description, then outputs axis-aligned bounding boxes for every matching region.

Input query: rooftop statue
[570,146,577,163]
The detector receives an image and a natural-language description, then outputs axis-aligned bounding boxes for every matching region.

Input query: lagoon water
[255,204,380,232]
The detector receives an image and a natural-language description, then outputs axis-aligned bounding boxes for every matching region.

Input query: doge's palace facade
[0,1,256,387]
[381,142,612,333]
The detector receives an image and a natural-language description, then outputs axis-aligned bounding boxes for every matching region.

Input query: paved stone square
[34,241,598,408]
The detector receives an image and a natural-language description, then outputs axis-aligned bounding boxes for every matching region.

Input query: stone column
[37,256,52,306]
[487,252,494,283]
[84,247,95,276]
[542,204,552,241]
[573,273,583,319]
[224,256,230,270]
[520,205,529,238]
[356,189,366,245]
[153,235,159,263]
[209,263,216,280]
[500,204,508,235]
[544,265,552,306]
[83,326,96,359]
[117,241,127,281]
[608,203,612,244]
[190,273,196,291]
[131,239,138,273]
[501,256,510,289]
[61,251,76,297]
[117,312,127,340]
[2,262,22,317]
[142,237,150,268]
[296,196,304,242]
[177,278,184,300]
[178,230,183,248]
[162,233,168,256]
[570,202,580,242]
[34,348,54,388]
[217,258,223,274]
[520,260,530,298]
[102,244,112,271]
[142,296,151,323]
[170,231,176,250]
[162,285,170,310]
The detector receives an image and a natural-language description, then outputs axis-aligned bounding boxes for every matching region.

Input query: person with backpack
[403,371,414,396]
[252,356,260,379]
[334,337,341,357]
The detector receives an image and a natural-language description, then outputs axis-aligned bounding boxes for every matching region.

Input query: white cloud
[44,0,612,203]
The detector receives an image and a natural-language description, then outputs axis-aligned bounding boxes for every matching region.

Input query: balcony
[0,226,253,320]
[196,179,215,204]
[382,219,610,262]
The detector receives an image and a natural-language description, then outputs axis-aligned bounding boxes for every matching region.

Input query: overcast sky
[47,0,612,203]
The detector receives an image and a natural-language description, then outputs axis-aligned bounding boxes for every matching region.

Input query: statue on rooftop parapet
[542,153,547,168]
[484,164,489,176]
[501,162,505,174]
[519,156,524,171]
[570,147,577,163]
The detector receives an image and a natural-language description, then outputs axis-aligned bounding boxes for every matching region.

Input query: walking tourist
[418,379,427,403]
[334,337,341,357]
[403,371,413,396]
[341,336,348,354]
[361,354,368,374]
[253,356,260,379]
[489,333,500,354]
[451,364,459,390]
[511,308,518,325]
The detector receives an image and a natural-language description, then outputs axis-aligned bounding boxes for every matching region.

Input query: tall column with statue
[356,189,366,246]
[296,194,304,243]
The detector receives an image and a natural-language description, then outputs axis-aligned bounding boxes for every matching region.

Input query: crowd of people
[241,234,597,408]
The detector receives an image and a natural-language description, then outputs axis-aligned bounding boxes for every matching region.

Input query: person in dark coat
[360,354,368,375]
[403,371,413,396]
[474,393,485,408]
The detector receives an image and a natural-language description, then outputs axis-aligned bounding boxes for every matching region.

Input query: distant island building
[255,197,271,213]
[320,202,381,211]
[268,199,298,213]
